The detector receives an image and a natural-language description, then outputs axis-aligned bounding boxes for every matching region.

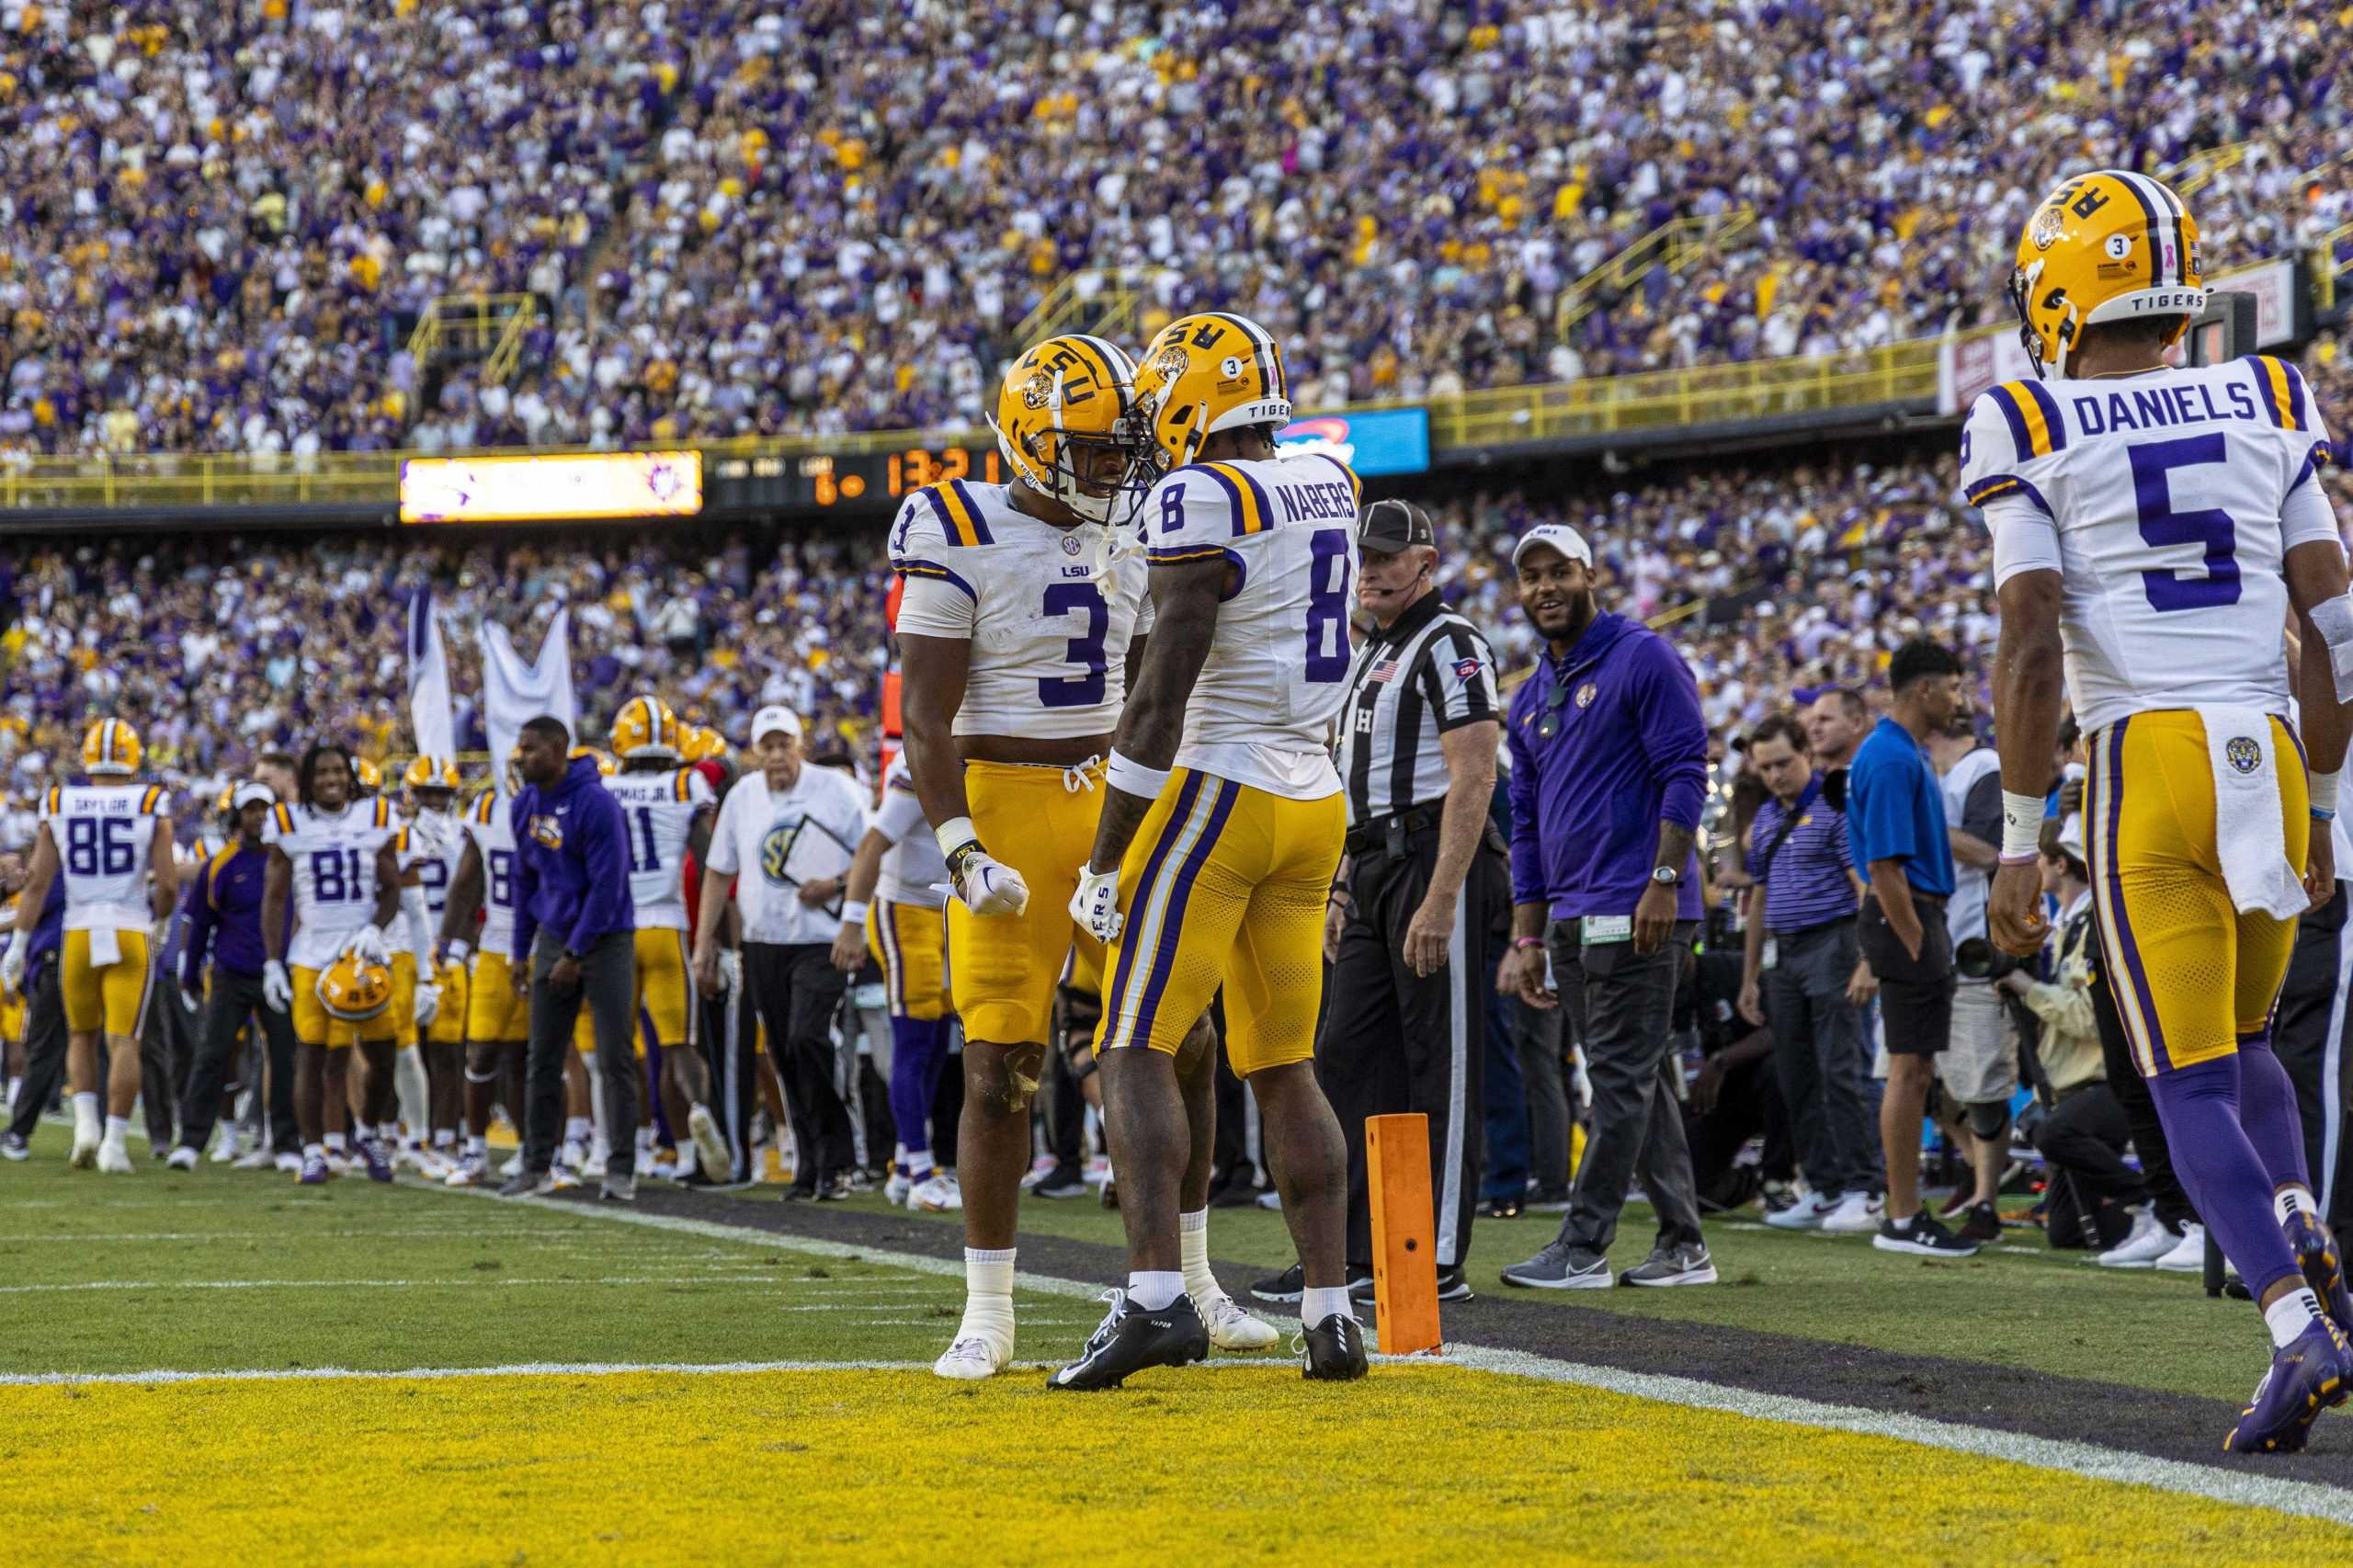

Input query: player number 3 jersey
[604,766,715,930]
[1142,449,1363,799]
[889,478,1154,740]
[1961,356,2336,734]
[40,783,166,931]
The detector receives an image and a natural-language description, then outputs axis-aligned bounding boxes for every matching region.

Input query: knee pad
[1054,983,1102,1083]
[1967,1098,2012,1142]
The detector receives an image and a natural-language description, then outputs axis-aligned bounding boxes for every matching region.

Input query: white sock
[103,1114,129,1142]
[304,1142,324,1159]
[904,1148,934,1177]
[393,1046,428,1139]
[1301,1286,1357,1326]
[565,1116,591,1144]
[675,1142,699,1177]
[2276,1185,2320,1226]
[961,1247,1017,1343]
[636,1125,654,1156]
[73,1091,99,1126]
[466,1134,487,1157]
[1127,1270,1185,1311]
[324,1132,347,1153]
[1179,1209,1220,1302]
[377,1121,399,1145]
[434,1130,457,1150]
[2267,1287,2325,1348]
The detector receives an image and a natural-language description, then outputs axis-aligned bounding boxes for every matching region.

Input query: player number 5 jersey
[1142,450,1363,799]
[889,478,1154,740]
[266,798,400,970]
[1961,356,2336,733]
[605,767,714,930]
[40,783,166,931]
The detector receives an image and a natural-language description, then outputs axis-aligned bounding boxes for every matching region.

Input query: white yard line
[0,1272,904,1295]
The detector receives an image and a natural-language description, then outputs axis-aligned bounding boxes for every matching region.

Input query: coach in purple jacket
[1495,524,1713,1292]
[507,715,641,1199]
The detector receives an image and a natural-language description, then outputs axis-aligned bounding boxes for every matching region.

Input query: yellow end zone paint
[4,1364,2347,1564]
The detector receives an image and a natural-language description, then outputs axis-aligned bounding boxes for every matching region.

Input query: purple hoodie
[1506,611,1708,922]
[511,755,635,957]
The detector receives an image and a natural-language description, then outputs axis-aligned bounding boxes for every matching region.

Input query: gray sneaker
[1620,1242,1718,1287]
[600,1173,637,1203]
[1500,1241,1613,1290]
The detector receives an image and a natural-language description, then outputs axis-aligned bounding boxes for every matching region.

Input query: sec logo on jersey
[760,819,803,883]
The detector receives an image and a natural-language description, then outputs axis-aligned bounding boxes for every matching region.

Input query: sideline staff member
[1315,500,1504,1302]
[1847,639,1974,1256]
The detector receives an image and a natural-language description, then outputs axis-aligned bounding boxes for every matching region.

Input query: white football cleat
[446,1153,490,1187]
[323,1149,349,1176]
[884,1169,914,1207]
[69,1107,100,1169]
[687,1106,730,1180]
[1199,1290,1280,1351]
[2097,1207,2177,1268]
[932,1329,1013,1381]
[909,1172,962,1212]
[209,1129,244,1165]
[582,1142,609,1180]
[165,1146,200,1172]
[97,1136,135,1175]
[1819,1192,1886,1234]
[500,1152,522,1177]
[2154,1221,2209,1273]
[273,1151,302,1175]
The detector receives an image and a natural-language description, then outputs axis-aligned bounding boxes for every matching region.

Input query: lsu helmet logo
[2225,736,2262,776]
[760,819,803,884]
[529,814,563,849]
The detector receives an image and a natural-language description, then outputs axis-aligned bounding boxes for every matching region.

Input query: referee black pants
[6,961,66,1143]
[177,967,301,1153]
[1317,826,1506,1274]
[2276,884,2353,1229]
[744,942,853,1192]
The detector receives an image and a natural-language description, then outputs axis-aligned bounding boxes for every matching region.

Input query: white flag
[407,585,455,767]
[480,607,575,799]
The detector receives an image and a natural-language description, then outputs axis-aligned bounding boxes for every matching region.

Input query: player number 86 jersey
[1142,449,1362,800]
[40,783,166,931]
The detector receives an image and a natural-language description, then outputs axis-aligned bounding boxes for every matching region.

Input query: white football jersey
[461,790,520,958]
[1141,450,1363,799]
[889,477,1154,739]
[1963,357,2338,734]
[605,765,714,931]
[872,751,947,909]
[40,783,167,932]
[265,797,401,970]
[392,809,468,956]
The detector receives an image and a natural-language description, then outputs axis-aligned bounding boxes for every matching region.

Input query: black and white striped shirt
[1338,592,1501,825]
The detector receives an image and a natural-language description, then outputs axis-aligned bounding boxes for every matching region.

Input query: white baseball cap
[232,782,277,811]
[749,706,802,745]
[1511,523,1593,571]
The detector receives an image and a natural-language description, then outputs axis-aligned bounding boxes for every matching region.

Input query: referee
[1302,499,1505,1303]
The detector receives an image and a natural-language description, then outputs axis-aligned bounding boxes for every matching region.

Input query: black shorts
[1859,894,1954,1058]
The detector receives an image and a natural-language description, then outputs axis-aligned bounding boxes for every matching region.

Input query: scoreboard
[708,442,1004,514]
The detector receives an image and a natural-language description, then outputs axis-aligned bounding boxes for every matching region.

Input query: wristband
[1999,790,2046,859]
[1105,749,1172,799]
[838,899,870,926]
[2313,769,2341,816]
[933,815,981,865]
[1512,936,1545,951]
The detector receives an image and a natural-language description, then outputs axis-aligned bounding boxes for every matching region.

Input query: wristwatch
[1650,867,1681,887]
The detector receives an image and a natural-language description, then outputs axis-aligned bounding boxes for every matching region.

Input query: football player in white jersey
[394,757,470,1176]
[830,748,957,1210]
[1057,312,1369,1388]
[260,743,404,1185]
[438,778,527,1186]
[1979,170,2353,1452]
[4,720,176,1172]
[893,333,1276,1381]
[606,694,731,1181]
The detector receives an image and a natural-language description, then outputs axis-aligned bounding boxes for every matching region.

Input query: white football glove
[263,960,293,1013]
[0,929,25,995]
[178,983,203,1017]
[949,846,1030,918]
[439,937,472,969]
[343,925,391,966]
[1070,865,1122,945]
[414,980,440,1028]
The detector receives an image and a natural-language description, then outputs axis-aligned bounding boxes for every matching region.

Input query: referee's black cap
[1358,498,1434,556]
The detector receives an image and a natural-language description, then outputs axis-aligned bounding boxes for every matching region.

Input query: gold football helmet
[81,718,142,778]
[403,756,461,792]
[316,951,393,1022]
[569,744,619,778]
[609,694,681,760]
[990,334,1140,525]
[679,725,726,764]
[2009,170,2205,379]
[352,757,383,796]
[1126,312,1291,480]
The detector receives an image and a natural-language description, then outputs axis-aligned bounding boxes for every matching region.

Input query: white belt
[2198,706,2308,920]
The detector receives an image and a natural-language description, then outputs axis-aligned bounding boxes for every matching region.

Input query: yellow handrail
[1555,206,1756,337]
[409,293,540,385]
[2167,140,2254,198]
[1011,269,1147,348]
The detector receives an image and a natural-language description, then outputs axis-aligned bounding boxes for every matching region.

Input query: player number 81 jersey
[265,798,401,970]
[1142,449,1362,800]
[1961,357,2336,733]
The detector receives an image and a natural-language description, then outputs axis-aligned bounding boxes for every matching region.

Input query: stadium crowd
[6,0,2353,457]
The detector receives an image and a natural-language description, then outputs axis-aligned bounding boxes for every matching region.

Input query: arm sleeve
[1429,626,1501,731]
[703,784,742,876]
[1961,769,2003,849]
[565,795,631,952]
[1506,694,1544,904]
[1630,636,1710,831]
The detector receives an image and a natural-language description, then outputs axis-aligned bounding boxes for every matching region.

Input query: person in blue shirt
[1846,639,1972,1257]
[169,783,302,1170]
[504,715,639,1200]
[0,871,65,1160]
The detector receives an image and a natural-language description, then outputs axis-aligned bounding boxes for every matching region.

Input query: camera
[1954,936,2019,983]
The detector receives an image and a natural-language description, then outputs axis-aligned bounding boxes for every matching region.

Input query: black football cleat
[1046,1290,1210,1392]
[1302,1312,1369,1381]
